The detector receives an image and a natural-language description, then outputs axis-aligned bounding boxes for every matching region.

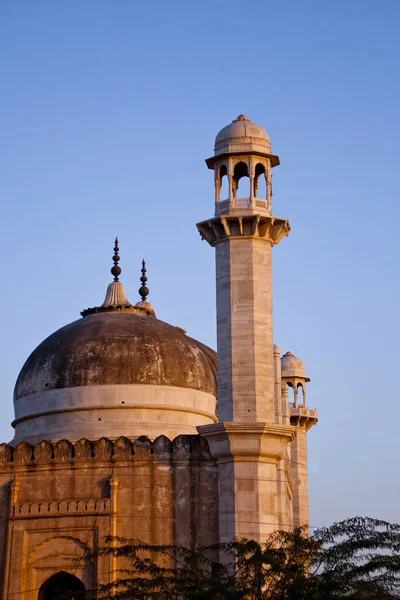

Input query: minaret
[281,352,318,527]
[197,116,295,542]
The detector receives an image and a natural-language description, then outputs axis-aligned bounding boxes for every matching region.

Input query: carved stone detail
[54,439,74,462]
[133,436,152,460]
[14,497,111,518]
[153,435,172,462]
[0,443,13,466]
[196,215,290,247]
[113,436,134,460]
[34,441,54,463]
[13,442,34,465]
[172,435,191,462]
[0,435,216,469]
[74,439,94,462]
[93,437,113,461]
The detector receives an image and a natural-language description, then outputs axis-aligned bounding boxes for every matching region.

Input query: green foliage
[90,517,400,599]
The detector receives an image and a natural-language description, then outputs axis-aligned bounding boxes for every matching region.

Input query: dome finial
[111,237,121,282]
[233,114,251,122]
[139,259,149,301]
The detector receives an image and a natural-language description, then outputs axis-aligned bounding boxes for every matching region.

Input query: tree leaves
[89,518,400,599]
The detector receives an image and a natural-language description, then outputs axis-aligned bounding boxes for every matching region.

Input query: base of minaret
[198,422,295,543]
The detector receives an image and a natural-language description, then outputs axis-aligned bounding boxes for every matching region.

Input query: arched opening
[297,382,305,406]
[38,571,86,600]
[254,163,267,199]
[233,161,250,198]
[219,164,228,201]
[287,382,296,407]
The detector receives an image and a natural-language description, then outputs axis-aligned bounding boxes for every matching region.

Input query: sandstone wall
[0,434,219,599]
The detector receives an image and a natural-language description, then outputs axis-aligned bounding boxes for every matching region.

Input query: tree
[89,517,400,599]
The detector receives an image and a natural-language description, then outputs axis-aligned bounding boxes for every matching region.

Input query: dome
[13,312,217,444]
[15,312,216,399]
[11,241,218,444]
[214,114,272,156]
[281,351,309,381]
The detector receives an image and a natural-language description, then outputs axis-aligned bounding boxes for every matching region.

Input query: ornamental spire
[138,259,149,301]
[81,238,156,317]
[233,114,251,122]
[111,237,121,282]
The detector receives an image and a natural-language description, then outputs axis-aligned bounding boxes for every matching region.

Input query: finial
[138,259,149,301]
[233,114,251,122]
[111,237,121,282]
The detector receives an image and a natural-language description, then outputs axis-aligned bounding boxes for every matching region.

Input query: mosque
[0,116,317,598]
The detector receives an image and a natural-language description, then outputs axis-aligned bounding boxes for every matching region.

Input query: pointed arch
[254,162,267,199]
[218,164,229,201]
[233,161,250,198]
[38,571,86,600]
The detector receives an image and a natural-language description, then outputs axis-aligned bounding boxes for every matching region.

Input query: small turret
[205,115,280,217]
[281,351,310,407]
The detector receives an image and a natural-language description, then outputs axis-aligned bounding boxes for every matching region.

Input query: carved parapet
[290,407,318,430]
[0,443,14,466]
[196,214,290,247]
[13,498,111,519]
[0,434,215,470]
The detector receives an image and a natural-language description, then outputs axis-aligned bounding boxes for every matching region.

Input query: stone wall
[0,434,219,599]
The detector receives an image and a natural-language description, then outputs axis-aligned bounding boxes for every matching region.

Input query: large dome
[13,310,217,444]
[15,312,216,399]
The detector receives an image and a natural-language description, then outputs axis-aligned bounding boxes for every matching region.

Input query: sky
[1,1,399,530]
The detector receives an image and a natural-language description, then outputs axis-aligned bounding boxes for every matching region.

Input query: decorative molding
[196,215,290,247]
[290,407,318,430]
[13,498,111,519]
[0,434,215,470]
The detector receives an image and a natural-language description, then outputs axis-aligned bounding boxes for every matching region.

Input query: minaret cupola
[281,351,310,407]
[205,115,280,216]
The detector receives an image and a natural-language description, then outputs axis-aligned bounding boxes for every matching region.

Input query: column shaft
[216,237,274,422]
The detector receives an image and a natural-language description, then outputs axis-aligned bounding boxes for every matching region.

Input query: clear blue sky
[1,1,399,529]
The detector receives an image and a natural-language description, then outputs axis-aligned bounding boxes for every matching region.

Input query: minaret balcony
[197,214,290,247]
[216,197,270,216]
[290,406,318,430]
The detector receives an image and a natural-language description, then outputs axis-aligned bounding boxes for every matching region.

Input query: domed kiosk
[12,240,217,444]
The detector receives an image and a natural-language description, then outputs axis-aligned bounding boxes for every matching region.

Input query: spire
[80,239,156,318]
[101,237,130,307]
[111,237,121,282]
[138,259,149,301]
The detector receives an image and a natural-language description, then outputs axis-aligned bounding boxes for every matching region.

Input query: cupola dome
[280,351,309,381]
[214,115,275,160]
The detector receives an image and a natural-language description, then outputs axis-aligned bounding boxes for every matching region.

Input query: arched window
[254,163,267,199]
[287,382,296,407]
[38,571,86,600]
[297,382,305,406]
[233,161,250,198]
[219,165,228,201]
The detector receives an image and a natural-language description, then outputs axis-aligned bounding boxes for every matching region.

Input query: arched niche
[38,571,86,600]
[218,164,229,201]
[29,536,93,598]
[233,161,250,198]
[297,382,305,405]
[254,162,267,199]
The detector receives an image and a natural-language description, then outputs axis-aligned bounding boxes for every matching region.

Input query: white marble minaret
[198,116,298,542]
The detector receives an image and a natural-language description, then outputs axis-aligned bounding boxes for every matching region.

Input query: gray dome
[14,312,217,401]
